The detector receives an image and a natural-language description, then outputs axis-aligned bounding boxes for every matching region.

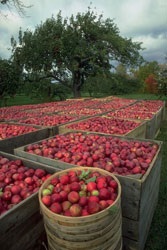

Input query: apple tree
[11,9,144,98]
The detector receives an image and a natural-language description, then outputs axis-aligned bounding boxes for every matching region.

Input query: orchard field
[0,93,166,250]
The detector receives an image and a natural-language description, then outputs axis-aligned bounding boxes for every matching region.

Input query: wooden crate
[145,115,157,139]
[0,123,51,154]
[100,112,156,140]
[116,140,162,249]
[0,151,60,250]
[14,133,163,250]
[57,116,147,139]
[154,107,164,138]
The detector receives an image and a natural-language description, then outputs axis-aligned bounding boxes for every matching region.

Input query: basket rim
[38,167,121,222]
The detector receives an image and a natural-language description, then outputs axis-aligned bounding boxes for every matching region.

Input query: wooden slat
[145,116,156,139]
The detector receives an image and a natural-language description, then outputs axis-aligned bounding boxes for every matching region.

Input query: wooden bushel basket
[39,167,122,250]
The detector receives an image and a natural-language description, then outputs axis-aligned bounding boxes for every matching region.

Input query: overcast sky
[0,0,166,63]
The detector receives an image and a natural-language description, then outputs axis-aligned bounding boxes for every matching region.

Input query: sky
[0,0,166,64]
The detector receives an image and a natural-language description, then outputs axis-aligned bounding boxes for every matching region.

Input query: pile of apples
[130,100,164,113]
[40,168,119,217]
[0,156,51,216]
[106,109,154,120]
[0,124,37,140]
[65,116,142,135]
[25,132,159,176]
[0,111,29,121]
[18,114,78,126]
[59,108,104,117]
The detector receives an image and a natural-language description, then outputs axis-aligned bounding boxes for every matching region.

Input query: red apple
[87,182,97,192]
[50,202,62,214]
[11,194,21,204]
[11,185,21,195]
[79,196,88,207]
[62,201,71,212]
[87,201,100,214]
[99,188,110,200]
[70,182,81,192]
[88,196,99,203]
[69,204,82,217]
[59,174,70,185]
[51,193,62,203]
[68,191,80,203]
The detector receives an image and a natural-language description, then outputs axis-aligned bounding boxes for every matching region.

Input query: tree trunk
[73,71,83,98]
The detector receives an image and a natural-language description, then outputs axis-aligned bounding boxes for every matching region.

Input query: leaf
[86,176,96,183]
[79,169,91,180]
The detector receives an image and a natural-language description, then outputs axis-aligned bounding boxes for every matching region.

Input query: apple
[42,188,52,196]
[109,180,118,190]
[68,191,80,203]
[87,201,100,214]
[99,188,110,200]
[59,190,68,201]
[3,190,12,201]
[91,189,99,196]
[50,202,62,214]
[99,200,109,210]
[11,194,22,204]
[88,196,99,203]
[62,201,71,212]
[69,204,82,217]
[79,196,88,207]
[11,185,21,195]
[50,193,61,204]
[59,174,70,185]
[87,182,97,192]
[70,182,81,192]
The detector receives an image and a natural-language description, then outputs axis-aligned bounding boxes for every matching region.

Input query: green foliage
[135,61,160,92]
[83,72,141,96]
[11,8,144,98]
[157,67,167,96]
[23,79,71,101]
[0,58,21,106]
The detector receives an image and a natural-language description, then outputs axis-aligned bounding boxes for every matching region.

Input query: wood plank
[140,144,162,209]
[115,175,141,220]
[145,116,156,139]
[155,108,163,134]
[123,237,139,250]
[139,176,160,250]
[1,216,45,250]
[122,217,139,240]
[122,175,160,250]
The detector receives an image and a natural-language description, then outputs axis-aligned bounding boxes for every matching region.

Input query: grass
[0,94,52,107]
[1,93,167,249]
[1,93,167,108]
[145,118,167,250]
